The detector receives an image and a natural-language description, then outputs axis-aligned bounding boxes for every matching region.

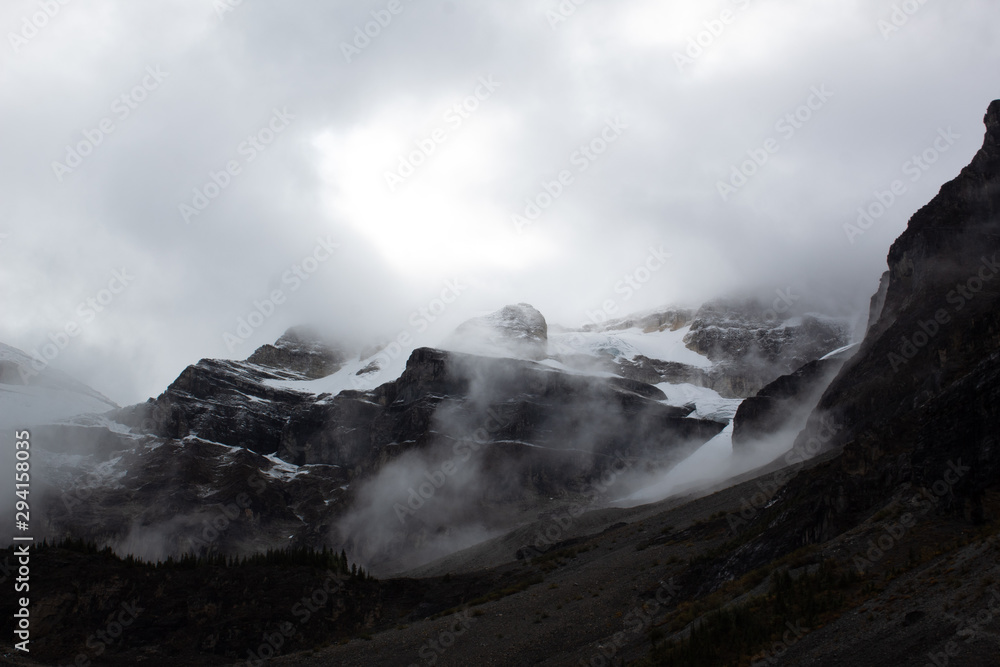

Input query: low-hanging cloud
[1,0,998,410]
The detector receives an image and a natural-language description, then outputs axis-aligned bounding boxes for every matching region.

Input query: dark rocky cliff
[732,100,1000,569]
[280,347,723,492]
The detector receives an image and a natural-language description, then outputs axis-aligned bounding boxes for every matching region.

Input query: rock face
[572,303,851,398]
[450,303,548,359]
[116,357,314,456]
[733,100,1000,570]
[34,430,350,561]
[682,299,850,397]
[114,327,346,456]
[280,347,723,483]
[246,326,346,379]
[731,353,848,450]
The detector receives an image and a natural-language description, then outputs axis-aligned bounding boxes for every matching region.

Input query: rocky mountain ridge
[5,294,850,572]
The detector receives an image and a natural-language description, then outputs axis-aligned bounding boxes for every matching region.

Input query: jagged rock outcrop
[683,299,850,397]
[29,423,351,561]
[865,270,891,337]
[612,355,713,388]
[731,351,851,450]
[449,303,548,359]
[280,347,722,490]
[246,326,346,379]
[114,328,346,458]
[116,358,313,455]
[563,303,851,398]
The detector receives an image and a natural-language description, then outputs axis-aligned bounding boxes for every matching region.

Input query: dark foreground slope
[2,457,997,666]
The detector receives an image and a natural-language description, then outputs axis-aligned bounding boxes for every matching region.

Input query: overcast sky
[1,0,998,405]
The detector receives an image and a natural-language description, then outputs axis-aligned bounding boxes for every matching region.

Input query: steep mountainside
[716,100,1000,577]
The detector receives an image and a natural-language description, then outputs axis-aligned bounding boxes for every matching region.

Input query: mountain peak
[447,303,548,360]
[986,98,1000,137]
[246,326,346,379]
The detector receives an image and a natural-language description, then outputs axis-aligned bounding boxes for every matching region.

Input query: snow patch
[549,325,712,369]
[821,342,859,360]
[655,382,743,423]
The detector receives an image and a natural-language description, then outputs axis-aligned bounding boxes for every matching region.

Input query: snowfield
[548,325,713,368]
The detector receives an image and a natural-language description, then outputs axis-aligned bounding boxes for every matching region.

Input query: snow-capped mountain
[0,296,851,572]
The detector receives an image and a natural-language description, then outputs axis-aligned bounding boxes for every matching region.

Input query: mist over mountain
[3,3,1000,666]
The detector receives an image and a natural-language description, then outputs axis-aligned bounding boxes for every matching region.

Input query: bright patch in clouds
[617,0,721,45]
[314,105,552,275]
